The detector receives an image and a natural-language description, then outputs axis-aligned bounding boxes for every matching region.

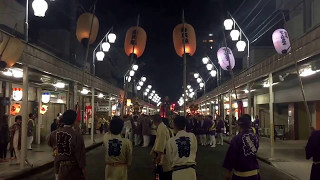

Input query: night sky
[29,0,277,102]
[92,0,245,102]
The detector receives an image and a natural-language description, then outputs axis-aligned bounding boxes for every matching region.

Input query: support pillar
[20,66,29,169]
[73,83,78,109]
[108,96,112,117]
[91,87,95,144]
[36,88,42,145]
[268,73,275,159]
[229,91,233,137]
[248,84,252,116]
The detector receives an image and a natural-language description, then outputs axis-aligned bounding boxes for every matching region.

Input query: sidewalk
[0,134,104,179]
[224,136,311,180]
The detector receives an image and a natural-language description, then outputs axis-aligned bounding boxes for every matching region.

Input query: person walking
[27,113,35,150]
[10,115,22,164]
[133,116,142,146]
[207,115,216,148]
[141,115,151,147]
[166,116,197,180]
[49,110,86,180]
[199,117,207,146]
[305,128,320,180]
[223,114,260,180]
[216,115,225,145]
[253,115,260,136]
[104,117,132,180]
[0,115,9,162]
[124,116,133,142]
[151,115,173,180]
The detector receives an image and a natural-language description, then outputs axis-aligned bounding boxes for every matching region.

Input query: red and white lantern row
[272,29,291,54]
[217,47,235,71]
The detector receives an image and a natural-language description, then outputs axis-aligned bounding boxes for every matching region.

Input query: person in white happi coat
[104,117,132,180]
[166,116,197,180]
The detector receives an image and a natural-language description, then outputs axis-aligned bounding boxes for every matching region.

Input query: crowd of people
[0,113,36,164]
[44,110,264,180]
[0,109,318,180]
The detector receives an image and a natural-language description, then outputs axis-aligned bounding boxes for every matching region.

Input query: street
[23,144,295,180]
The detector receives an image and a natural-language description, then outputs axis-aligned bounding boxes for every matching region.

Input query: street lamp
[230,29,240,41]
[194,73,200,79]
[206,64,213,71]
[108,33,117,43]
[225,11,250,68]
[92,27,116,75]
[202,57,209,64]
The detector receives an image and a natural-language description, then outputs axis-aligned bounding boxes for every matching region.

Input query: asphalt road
[23,144,296,180]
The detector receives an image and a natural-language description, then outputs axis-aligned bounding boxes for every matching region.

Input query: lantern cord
[238,0,262,25]
[281,2,312,131]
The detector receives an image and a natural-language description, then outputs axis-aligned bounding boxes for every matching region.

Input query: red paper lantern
[76,13,99,45]
[10,103,21,116]
[173,23,196,57]
[124,26,147,58]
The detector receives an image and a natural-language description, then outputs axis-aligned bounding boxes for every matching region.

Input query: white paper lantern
[42,92,51,103]
[32,0,48,17]
[217,47,235,71]
[230,29,240,41]
[137,86,141,90]
[144,92,148,96]
[108,33,116,43]
[197,78,202,83]
[147,85,152,89]
[139,81,144,86]
[199,82,204,88]
[96,51,105,61]
[236,40,246,52]
[102,42,110,52]
[187,85,191,89]
[141,76,147,82]
[272,29,291,54]
[224,19,233,30]
[12,88,23,101]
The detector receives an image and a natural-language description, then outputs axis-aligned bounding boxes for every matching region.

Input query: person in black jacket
[0,115,9,162]
[51,119,58,132]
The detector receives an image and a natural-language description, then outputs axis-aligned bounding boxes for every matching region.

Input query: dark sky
[91,0,245,102]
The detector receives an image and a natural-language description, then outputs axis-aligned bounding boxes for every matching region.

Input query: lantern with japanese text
[12,88,23,101]
[10,103,21,116]
[42,92,50,103]
[40,105,48,115]
[76,13,99,45]
[217,47,235,71]
[0,37,25,69]
[272,29,291,54]
[173,23,196,57]
[124,26,147,58]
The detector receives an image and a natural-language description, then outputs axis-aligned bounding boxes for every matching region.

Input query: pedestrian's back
[104,117,132,166]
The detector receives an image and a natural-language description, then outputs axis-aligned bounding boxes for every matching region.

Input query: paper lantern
[12,88,22,101]
[224,19,233,30]
[76,13,99,45]
[0,37,25,69]
[124,26,147,58]
[173,23,196,57]
[40,105,48,115]
[32,0,48,17]
[217,47,235,71]
[42,92,50,103]
[236,40,246,52]
[272,29,291,54]
[10,103,21,116]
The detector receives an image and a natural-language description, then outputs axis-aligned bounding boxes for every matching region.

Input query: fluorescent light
[300,68,319,77]
[98,93,104,99]
[53,82,65,89]
[12,69,23,78]
[81,88,89,95]
[2,70,12,76]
